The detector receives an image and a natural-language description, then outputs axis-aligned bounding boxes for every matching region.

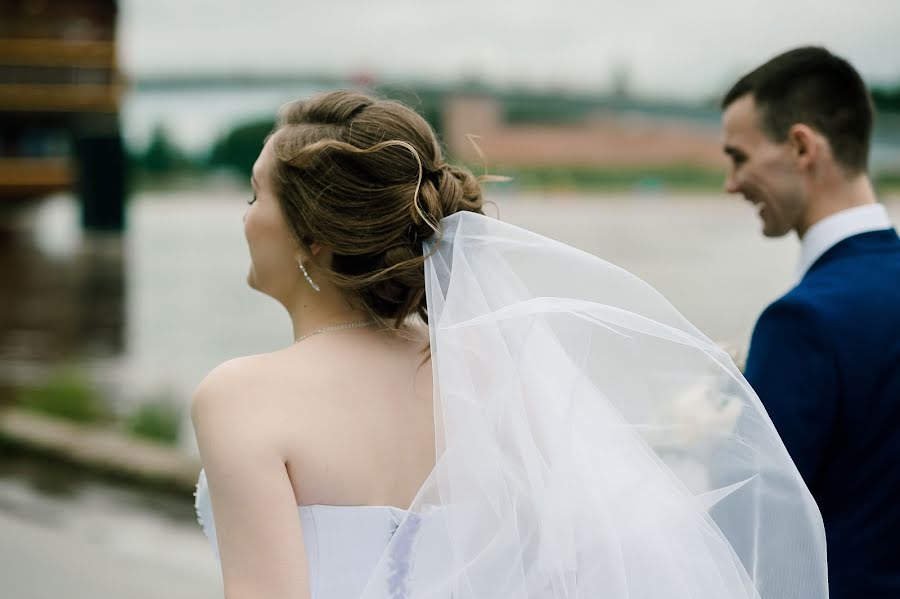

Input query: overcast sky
[119,0,900,100]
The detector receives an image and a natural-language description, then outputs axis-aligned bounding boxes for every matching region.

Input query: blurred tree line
[128,83,900,188]
[873,85,900,113]
[130,124,199,176]
[128,87,446,182]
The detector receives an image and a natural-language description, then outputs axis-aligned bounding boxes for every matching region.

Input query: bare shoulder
[192,355,260,409]
[190,352,301,436]
[192,353,321,474]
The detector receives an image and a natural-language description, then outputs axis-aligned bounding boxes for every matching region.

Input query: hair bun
[437,164,483,216]
[413,163,483,236]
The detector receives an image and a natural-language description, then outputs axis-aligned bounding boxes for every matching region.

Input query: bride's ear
[306,243,334,270]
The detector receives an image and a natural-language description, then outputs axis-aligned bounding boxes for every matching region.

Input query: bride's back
[192,90,485,599]
[258,328,434,509]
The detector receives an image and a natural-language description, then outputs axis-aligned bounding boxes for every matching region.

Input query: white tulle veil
[357,211,828,599]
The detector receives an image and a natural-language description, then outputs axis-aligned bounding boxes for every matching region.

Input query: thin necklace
[293,319,377,344]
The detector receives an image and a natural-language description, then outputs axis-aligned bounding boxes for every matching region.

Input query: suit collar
[796,204,893,280]
[804,227,900,278]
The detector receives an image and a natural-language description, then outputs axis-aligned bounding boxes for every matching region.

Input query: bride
[192,90,827,599]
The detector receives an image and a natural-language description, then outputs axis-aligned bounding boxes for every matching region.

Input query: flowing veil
[358,211,828,599]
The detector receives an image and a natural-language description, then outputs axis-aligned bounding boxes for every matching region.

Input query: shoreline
[0,407,200,495]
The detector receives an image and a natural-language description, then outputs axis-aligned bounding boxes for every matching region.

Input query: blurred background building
[1,0,125,228]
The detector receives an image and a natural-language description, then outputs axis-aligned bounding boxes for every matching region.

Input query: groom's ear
[787,124,820,172]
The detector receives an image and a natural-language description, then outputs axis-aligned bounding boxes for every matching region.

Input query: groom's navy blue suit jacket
[745,228,900,599]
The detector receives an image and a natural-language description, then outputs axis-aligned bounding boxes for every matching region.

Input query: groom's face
[721,94,807,238]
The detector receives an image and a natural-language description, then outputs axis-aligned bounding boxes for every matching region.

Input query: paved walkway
[0,447,221,599]
[0,509,221,599]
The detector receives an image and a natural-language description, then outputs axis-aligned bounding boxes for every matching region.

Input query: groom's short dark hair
[721,46,874,174]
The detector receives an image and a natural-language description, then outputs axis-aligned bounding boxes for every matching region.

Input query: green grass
[17,367,110,424]
[875,171,900,195]
[123,395,183,445]
[15,368,183,445]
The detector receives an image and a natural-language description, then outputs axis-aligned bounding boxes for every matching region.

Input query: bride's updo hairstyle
[268,90,485,328]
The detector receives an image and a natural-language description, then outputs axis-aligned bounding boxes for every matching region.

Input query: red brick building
[443,95,727,170]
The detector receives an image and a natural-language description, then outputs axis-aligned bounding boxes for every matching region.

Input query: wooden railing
[0,39,116,67]
[0,158,73,199]
[0,82,121,112]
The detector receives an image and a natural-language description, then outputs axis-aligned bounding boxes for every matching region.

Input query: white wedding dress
[195,469,440,599]
[195,212,829,599]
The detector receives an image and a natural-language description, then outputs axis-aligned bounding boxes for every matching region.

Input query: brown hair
[267,90,485,328]
[721,46,874,175]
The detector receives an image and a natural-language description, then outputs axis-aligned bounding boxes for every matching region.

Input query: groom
[721,46,900,599]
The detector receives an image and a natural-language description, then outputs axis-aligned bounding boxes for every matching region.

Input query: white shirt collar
[797,203,893,280]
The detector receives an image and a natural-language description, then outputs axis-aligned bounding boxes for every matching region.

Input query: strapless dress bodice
[194,469,436,599]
